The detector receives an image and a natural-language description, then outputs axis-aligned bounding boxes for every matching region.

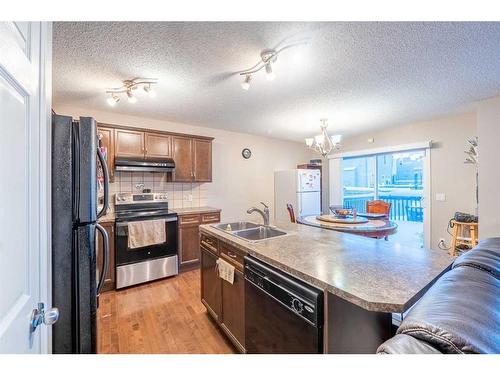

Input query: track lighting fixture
[265,63,275,81]
[127,90,137,104]
[105,78,157,105]
[143,84,156,98]
[241,75,251,90]
[238,41,306,90]
[106,94,120,106]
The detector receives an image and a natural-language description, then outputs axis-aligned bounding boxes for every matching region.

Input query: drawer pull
[227,251,238,258]
[201,240,217,253]
[182,218,199,223]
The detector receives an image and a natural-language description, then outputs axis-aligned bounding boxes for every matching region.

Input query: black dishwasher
[244,256,324,353]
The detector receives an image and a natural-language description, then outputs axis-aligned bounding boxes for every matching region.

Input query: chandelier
[105,78,158,106]
[305,119,342,157]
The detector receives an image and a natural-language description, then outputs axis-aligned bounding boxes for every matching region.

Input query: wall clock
[242,148,252,159]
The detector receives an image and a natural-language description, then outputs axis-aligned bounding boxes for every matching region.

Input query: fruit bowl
[331,208,353,218]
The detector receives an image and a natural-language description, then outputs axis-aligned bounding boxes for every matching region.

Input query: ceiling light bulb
[241,75,251,90]
[265,63,275,81]
[314,134,325,145]
[331,134,342,145]
[144,84,156,98]
[127,90,137,103]
[107,96,116,106]
[305,138,314,147]
[106,94,119,106]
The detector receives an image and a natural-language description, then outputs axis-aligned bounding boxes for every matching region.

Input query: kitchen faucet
[247,202,270,226]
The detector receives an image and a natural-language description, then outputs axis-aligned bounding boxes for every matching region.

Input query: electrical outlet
[435,193,446,201]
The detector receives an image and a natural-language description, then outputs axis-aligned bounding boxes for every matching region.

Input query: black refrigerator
[52,115,110,353]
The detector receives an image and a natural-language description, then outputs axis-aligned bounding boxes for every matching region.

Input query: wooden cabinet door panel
[96,222,115,292]
[145,133,171,159]
[172,136,193,181]
[115,129,144,158]
[221,268,245,350]
[179,224,200,266]
[201,247,221,320]
[97,126,115,182]
[193,139,212,182]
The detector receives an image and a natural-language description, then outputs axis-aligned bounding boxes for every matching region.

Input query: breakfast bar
[199,221,454,353]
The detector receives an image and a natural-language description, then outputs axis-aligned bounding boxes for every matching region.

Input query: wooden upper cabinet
[172,136,193,182]
[97,126,115,182]
[145,133,171,159]
[100,123,212,182]
[115,129,144,158]
[193,139,212,182]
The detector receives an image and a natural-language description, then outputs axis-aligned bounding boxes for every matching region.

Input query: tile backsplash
[108,171,208,210]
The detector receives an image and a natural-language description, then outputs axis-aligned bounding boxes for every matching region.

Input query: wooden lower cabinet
[178,211,220,271]
[220,268,245,352]
[200,236,246,353]
[96,221,115,292]
[200,247,221,320]
[179,224,201,268]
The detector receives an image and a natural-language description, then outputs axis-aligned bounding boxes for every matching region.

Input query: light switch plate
[435,193,446,201]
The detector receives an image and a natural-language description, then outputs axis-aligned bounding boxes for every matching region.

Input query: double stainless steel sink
[213,221,287,242]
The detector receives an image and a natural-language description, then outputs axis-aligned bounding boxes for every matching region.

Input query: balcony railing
[343,194,423,222]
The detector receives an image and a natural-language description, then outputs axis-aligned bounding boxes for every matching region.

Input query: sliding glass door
[342,155,376,213]
[341,150,426,247]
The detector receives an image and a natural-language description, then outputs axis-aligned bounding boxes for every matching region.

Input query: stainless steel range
[114,192,178,289]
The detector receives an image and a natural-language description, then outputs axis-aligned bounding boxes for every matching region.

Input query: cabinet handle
[201,240,217,253]
[227,251,237,258]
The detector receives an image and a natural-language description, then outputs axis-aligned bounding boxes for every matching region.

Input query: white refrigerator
[274,169,321,222]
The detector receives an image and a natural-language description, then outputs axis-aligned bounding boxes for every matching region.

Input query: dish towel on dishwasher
[127,219,166,249]
[216,258,235,284]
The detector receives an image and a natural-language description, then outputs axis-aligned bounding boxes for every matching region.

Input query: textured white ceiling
[53,22,500,141]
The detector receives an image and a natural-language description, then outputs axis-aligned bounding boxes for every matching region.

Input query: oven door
[115,215,178,266]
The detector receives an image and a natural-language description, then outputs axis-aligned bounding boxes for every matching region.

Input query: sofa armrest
[377,334,442,354]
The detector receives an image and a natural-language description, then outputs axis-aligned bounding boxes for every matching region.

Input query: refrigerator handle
[96,147,110,219]
[95,223,109,296]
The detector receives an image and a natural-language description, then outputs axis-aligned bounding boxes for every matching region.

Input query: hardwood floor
[97,269,236,354]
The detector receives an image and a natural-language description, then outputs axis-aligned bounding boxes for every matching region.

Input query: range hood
[115,157,175,173]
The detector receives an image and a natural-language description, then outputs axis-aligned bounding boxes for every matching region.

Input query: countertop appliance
[115,157,175,173]
[114,192,178,289]
[52,115,110,354]
[244,256,324,353]
[274,169,321,222]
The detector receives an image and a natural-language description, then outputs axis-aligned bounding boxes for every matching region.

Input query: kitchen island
[199,221,454,353]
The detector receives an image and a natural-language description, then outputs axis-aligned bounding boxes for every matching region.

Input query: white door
[0,22,52,353]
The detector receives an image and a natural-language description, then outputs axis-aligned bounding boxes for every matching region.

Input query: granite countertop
[172,206,221,215]
[200,221,454,313]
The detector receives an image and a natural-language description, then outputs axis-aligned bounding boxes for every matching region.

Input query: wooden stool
[449,220,478,256]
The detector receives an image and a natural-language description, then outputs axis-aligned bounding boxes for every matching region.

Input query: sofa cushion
[452,238,500,279]
[377,334,442,354]
[397,266,500,354]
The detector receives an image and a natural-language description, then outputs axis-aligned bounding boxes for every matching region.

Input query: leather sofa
[377,238,500,354]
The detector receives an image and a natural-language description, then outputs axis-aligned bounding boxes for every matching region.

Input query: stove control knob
[291,298,304,314]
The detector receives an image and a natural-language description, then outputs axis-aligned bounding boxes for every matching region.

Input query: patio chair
[366,200,391,218]
[366,200,392,240]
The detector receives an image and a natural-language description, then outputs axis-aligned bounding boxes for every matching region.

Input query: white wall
[477,96,500,239]
[329,112,477,249]
[54,105,313,223]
